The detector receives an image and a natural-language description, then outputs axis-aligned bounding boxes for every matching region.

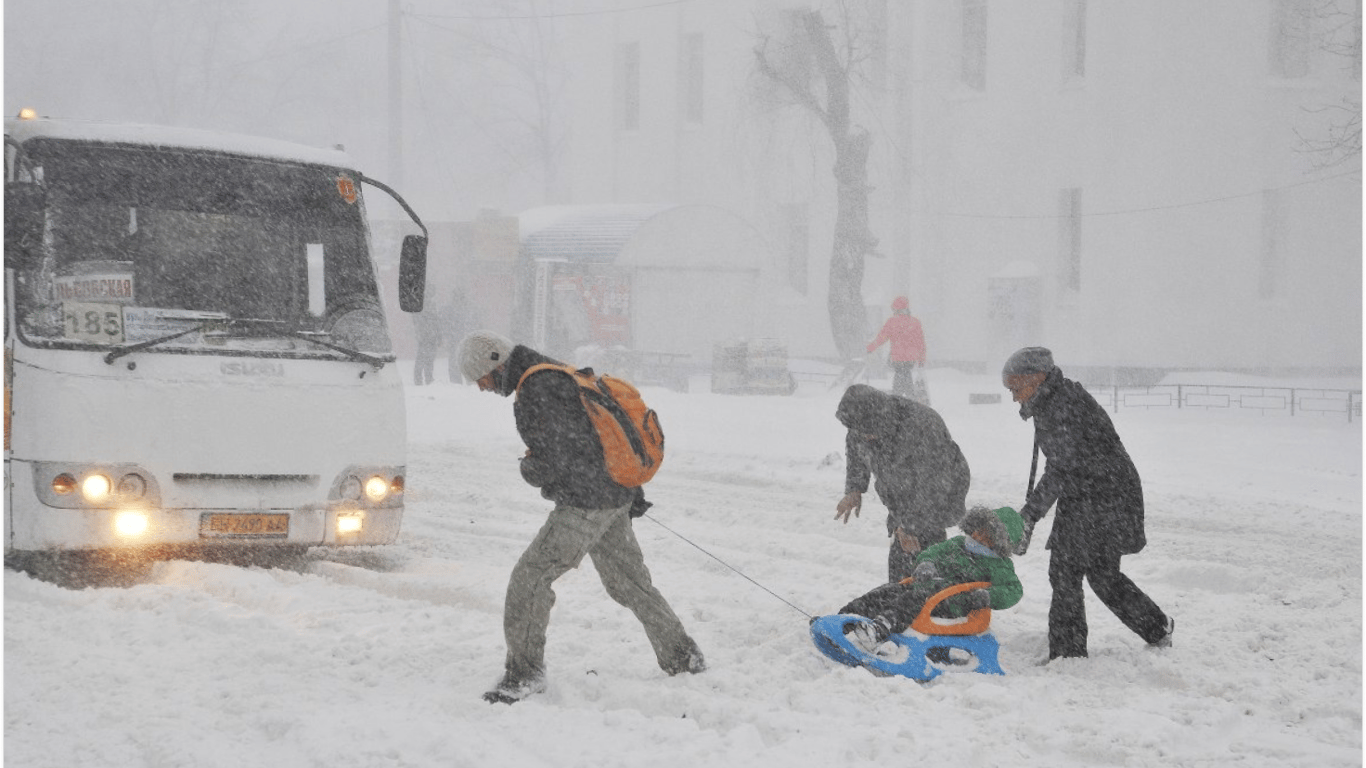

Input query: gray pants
[502,500,691,676]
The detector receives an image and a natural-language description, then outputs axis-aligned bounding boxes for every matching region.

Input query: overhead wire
[410,0,696,22]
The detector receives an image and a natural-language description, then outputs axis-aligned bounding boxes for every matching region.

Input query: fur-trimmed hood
[960,506,1025,557]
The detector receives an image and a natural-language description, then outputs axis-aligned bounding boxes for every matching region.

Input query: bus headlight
[81,474,112,503]
[363,476,389,503]
[114,511,150,537]
[330,466,403,508]
[33,463,162,509]
[336,511,365,535]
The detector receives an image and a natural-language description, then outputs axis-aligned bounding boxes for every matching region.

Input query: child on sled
[836,506,1025,655]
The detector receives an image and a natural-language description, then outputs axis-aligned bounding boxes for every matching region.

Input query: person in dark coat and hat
[834,384,971,582]
[1002,346,1174,661]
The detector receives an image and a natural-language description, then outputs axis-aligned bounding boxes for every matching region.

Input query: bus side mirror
[398,234,427,313]
[4,184,45,270]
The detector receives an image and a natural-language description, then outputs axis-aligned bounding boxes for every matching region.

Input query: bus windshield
[11,139,392,358]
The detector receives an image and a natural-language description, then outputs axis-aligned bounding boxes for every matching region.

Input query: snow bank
[5,369,1361,767]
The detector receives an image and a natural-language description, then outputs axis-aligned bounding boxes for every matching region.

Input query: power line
[410,0,695,22]
[223,23,386,72]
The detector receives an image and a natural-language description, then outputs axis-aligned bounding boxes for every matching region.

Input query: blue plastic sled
[809,582,1006,681]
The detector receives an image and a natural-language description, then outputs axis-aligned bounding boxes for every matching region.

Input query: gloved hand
[963,588,991,611]
[1015,516,1036,556]
[911,560,940,581]
[628,488,652,518]
[519,455,551,487]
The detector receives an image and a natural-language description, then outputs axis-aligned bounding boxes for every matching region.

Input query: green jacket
[912,536,1023,617]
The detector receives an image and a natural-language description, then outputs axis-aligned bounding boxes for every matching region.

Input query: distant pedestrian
[1002,346,1175,661]
[412,310,443,386]
[834,383,971,582]
[459,330,705,704]
[866,296,927,402]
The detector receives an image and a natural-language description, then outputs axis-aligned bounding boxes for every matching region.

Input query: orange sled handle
[909,581,993,636]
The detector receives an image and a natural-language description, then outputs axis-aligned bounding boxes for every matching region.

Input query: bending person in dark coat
[834,384,971,582]
[460,330,704,704]
[1002,346,1174,661]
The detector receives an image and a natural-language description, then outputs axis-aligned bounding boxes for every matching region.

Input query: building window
[619,42,641,130]
[1270,0,1311,78]
[961,0,988,91]
[1062,0,1087,81]
[681,33,704,125]
[1058,188,1082,294]
[1260,190,1282,299]
[781,203,809,295]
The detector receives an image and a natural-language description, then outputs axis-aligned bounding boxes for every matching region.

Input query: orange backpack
[517,363,665,487]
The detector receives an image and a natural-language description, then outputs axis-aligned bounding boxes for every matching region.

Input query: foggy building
[552,0,1362,376]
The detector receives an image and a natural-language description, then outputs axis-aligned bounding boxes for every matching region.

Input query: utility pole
[388,0,403,190]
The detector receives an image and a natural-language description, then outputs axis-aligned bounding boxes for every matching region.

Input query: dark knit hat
[1002,346,1055,376]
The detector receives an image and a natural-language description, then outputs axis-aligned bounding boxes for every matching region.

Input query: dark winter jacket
[493,345,639,511]
[1021,367,1146,556]
[836,384,970,535]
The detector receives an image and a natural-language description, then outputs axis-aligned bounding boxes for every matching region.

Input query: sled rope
[642,513,813,619]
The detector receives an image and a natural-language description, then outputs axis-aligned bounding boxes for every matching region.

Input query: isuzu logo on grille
[221,361,284,376]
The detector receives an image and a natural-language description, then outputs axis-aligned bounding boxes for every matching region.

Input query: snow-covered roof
[4,116,356,170]
[519,204,677,263]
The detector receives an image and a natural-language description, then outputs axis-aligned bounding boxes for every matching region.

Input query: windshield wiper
[209,318,388,368]
[104,322,214,365]
[103,318,388,368]
[280,331,387,368]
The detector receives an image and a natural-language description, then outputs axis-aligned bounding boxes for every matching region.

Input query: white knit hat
[459,330,514,382]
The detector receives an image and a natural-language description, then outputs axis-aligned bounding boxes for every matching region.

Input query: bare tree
[1295,0,1363,168]
[119,0,258,126]
[410,1,569,204]
[754,7,879,361]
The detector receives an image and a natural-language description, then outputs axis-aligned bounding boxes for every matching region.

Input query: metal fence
[1085,384,1364,423]
[788,367,1362,423]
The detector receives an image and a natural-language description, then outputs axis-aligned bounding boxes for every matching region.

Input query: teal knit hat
[994,507,1025,548]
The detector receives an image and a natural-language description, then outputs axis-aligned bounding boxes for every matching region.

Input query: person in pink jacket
[867,296,926,400]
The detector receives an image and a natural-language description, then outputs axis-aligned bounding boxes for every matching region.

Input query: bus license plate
[201,513,289,538]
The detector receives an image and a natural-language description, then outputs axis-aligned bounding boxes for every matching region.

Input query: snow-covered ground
[6,366,1362,767]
